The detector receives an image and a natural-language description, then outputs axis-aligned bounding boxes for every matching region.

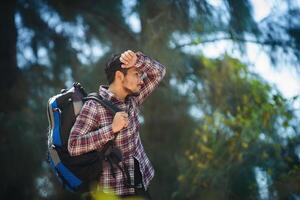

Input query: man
[68,50,166,199]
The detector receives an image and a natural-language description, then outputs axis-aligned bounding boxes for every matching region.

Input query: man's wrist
[135,52,145,68]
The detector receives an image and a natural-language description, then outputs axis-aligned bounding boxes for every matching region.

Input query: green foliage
[176,56,299,199]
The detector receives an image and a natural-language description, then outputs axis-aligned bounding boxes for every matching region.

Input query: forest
[1,0,300,199]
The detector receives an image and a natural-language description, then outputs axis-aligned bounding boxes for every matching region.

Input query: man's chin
[129,91,140,97]
[129,88,140,96]
[124,86,140,97]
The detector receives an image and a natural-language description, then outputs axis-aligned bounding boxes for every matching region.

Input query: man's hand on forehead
[120,50,137,68]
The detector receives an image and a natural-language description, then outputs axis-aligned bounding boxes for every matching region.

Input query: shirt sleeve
[68,100,115,156]
[134,52,166,106]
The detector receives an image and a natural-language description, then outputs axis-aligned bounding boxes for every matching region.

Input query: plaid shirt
[68,52,166,195]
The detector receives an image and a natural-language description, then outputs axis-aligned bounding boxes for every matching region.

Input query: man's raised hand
[120,50,137,68]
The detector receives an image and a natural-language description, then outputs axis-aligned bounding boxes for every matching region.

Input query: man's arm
[134,52,166,105]
[126,51,166,106]
[68,99,129,156]
[68,100,115,156]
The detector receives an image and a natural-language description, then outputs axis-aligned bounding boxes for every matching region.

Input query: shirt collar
[99,85,128,104]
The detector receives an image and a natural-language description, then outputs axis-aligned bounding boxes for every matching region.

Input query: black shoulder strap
[85,93,134,184]
[84,92,122,115]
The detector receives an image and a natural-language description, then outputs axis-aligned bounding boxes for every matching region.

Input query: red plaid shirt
[68,52,166,195]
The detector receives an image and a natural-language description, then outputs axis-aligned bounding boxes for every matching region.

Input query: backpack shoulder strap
[84,92,122,115]
[84,93,122,141]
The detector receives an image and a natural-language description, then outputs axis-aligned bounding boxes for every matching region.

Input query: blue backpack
[47,82,129,192]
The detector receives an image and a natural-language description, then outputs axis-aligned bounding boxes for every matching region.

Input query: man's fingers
[123,53,131,61]
[120,117,128,128]
[123,50,135,59]
[120,57,128,64]
[126,50,134,55]
[118,112,128,117]
[128,51,135,57]
[120,55,131,62]
[125,50,132,55]
[121,115,128,119]
[120,50,136,68]
[124,119,129,127]
[126,51,136,59]
[121,51,129,59]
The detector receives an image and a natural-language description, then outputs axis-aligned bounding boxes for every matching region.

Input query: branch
[174,36,296,50]
[82,10,137,45]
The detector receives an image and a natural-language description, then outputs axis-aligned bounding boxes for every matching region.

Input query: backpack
[47,82,130,192]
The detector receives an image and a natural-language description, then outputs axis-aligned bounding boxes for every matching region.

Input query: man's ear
[115,71,124,81]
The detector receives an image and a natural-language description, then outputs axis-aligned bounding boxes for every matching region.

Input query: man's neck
[108,84,127,102]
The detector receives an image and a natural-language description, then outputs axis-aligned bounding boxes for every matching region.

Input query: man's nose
[139,73,145,85]
[139,78,144,85]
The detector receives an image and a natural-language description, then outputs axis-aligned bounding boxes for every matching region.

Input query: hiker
[68,50,166,199]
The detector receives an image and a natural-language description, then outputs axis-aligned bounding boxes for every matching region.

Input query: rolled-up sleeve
[134,52,166,106]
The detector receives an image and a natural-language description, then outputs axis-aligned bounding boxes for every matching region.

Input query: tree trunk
[0,0,25,112]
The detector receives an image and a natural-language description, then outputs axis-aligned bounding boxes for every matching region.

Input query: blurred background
[1,0,300,199]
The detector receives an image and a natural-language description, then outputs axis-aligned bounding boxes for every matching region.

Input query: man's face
[122,67,144,96]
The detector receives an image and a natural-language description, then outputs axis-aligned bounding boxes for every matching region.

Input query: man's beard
[123,85,139,97]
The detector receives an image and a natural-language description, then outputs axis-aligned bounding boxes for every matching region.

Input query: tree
[176,55,299,199]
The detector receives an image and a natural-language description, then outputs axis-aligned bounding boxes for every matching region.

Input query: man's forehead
[127,67,146,79]
[128,67,141,74]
